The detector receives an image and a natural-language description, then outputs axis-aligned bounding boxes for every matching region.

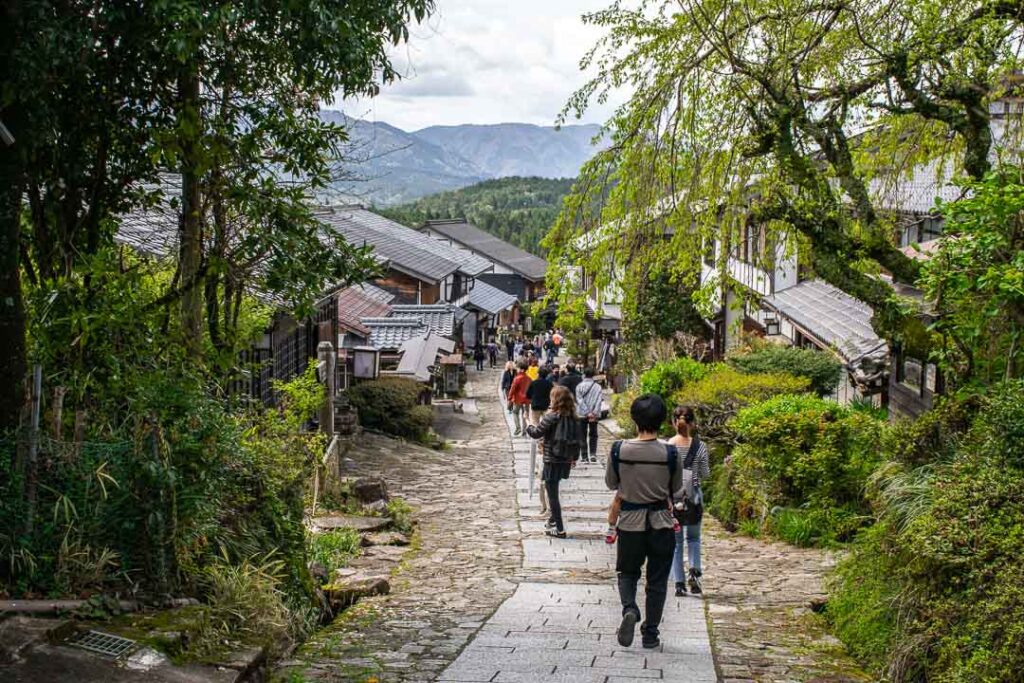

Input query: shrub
[307,529,361,578]
[638,357,711,402]
[829,381,1024,681]
[717,394,883,544]
[672,366,810,444]
[347,377,432,441]
[610,389,639,439]
[729,344,843,396]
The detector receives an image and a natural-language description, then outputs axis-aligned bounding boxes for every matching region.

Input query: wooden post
[24,364,41,535]
[317,341,335,437]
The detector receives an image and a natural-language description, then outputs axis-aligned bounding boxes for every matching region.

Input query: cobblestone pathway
[435,378,716,683]
[701,522,869,682]
[283,365,866,683]
[279,367,521,682]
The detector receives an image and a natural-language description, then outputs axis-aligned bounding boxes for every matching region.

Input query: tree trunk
[0,0,26,433]
[177,65,204,358]
[0,112,27,433]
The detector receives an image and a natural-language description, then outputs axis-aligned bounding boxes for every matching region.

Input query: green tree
[0,0,434,425]
[380,177,574,256]
[920,166,1024,384]
[547,0,1024,357]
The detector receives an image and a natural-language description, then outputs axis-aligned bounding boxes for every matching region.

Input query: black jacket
[500,369,515,393]
[526,377,554,410]
[527,412,582,465]
[559,372,583,395]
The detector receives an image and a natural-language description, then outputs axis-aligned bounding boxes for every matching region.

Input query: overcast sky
[337,0,624,131]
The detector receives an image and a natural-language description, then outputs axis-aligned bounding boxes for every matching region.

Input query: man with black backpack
[605,394,681,650]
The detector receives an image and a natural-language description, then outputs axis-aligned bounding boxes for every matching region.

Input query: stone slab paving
[278,367,522,682]
[701,521,869,682]
[436,382,716,683]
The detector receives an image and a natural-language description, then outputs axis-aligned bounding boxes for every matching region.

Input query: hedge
[671,366,810,444]
[710,393,883,545]
[347,377,432,442]
[729,344,842,396]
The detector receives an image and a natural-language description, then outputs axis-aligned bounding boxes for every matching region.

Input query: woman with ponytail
[669,405,711,595]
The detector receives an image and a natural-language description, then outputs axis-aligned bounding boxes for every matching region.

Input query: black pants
[616,528,675,638]
[580,419,599,457]
[544,478,564,532]
[475,357,484,370]
[489,354,497,368]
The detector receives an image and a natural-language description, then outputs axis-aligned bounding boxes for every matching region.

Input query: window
[900,355,924,395]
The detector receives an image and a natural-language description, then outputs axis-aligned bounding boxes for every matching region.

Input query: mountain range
[317,111,602,206]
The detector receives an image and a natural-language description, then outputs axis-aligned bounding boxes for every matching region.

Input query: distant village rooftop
[317,206,493,283]
[422,218,548,282]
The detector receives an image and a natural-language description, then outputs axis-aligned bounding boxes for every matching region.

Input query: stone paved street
[435,373,716,682]
[701,521,869,682]
[282,364,870,682]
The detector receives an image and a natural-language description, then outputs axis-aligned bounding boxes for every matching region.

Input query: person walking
[473,343,486,371]
[487,339,499,368]
[606,394,681,650]
[527,385,583,538]
[526,356,540,381]
[500,361,516,413]
[506,337,515,361]
[668,405,711,596]
[575,367,603,463]
[513,338,524,360]
[526,366,555,426]
[507,361,532,436]
[559,362,583,394]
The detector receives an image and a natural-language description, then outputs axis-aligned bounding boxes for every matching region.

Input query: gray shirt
[605,438,683,532]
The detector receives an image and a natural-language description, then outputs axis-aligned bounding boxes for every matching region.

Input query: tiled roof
[317,207,492,282]
[336,284,394,336]
[765,279,887,363]
[390,304,458,338]
[360,317,428,350]
[460,280,519,315]
[114,174,181,258]
[423,219,548,281]
[395,331,457,382]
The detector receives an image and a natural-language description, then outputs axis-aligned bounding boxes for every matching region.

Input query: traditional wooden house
[317,207,493,305]
[419,219,548,302]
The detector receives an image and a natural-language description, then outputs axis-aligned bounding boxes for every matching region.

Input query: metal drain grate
[68,630,137,658]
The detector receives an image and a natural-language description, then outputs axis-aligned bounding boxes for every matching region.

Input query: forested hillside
[379,177,573,255]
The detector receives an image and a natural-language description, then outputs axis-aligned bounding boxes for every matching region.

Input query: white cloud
[336,0,626,130]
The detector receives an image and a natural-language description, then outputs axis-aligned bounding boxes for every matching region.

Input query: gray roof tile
[390,304,459,337]
[462,280,519,315]
[360,317,428,349]
[423,219,548,281]
[765,279,887,362]
[317,207,492,282]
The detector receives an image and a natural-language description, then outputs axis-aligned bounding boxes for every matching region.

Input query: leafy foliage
[729,345,842,396]
[622,268,709,347]
[712,394,883,544]
[347,377,433,442]
[921,167,1024,386]
[829,381,1024,681]
[307,530,362,579]
[0,366,324,604]
[638,357,711,403]
[672,367,810,444]
[545,0,1024,363]
[380,177,574,256]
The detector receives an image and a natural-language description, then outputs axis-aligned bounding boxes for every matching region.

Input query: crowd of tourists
[489,335,710,651]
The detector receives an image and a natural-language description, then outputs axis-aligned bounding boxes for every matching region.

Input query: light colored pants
[670,520,702,581]
[512,403,528,434]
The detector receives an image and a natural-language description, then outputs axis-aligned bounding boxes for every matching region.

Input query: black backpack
[551,415,584,462]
